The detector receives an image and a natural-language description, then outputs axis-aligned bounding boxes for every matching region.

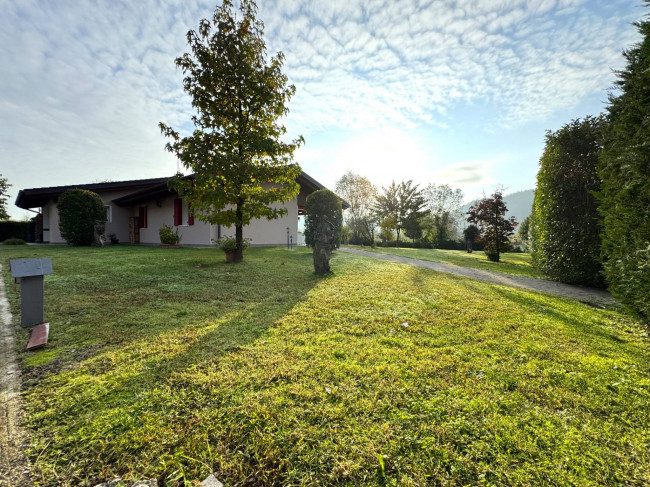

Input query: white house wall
[42,189,146,244]
[137,197,213,246]
[40,188,300,247]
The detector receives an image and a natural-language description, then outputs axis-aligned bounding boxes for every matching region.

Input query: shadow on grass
[20,247,325,483]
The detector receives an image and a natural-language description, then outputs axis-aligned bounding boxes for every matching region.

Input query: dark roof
[16,172,349,209]
[15,177,170,209]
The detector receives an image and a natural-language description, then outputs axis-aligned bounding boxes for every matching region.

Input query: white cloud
[0,0,642,219]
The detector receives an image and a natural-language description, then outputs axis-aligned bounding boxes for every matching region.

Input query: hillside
[462,189,534,224]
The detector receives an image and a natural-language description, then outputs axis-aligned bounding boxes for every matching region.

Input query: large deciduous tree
[466,191,517,262]
[531,117,604,286]
[598,10,650,321]
[374,180,425,244]
[424,183,464,245]
[0,174,10,221]
[335,172,378,245]
[160,0,303,262]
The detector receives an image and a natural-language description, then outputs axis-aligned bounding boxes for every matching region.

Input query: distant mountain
[462,189,535,224]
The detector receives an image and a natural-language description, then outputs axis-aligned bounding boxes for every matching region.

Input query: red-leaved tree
[466,191,517,262]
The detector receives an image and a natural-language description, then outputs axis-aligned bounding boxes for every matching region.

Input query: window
[138,206,148,228]
[105,205,112,223]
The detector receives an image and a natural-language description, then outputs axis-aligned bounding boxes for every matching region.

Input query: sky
[0,0,644,220]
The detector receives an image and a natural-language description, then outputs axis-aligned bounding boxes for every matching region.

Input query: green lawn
[2,245,649,486]
[347,245,544,279]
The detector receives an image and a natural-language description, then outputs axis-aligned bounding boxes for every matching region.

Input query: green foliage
[304,189,342,248]
[160,0,302,263]
[1,245,647,486]
[335,172,378,244]
[424,183,464,245]
[57,189,106,246]
[214,235,249,253]
[402,212,423,242]
[466,191,517,263]
[0,221,29,241]
[0,174,10,221]
[531,117,604,286]
[374,180,426,243]
[517,216,530,248]
[598,12,650,321]
[463,224,480,244]
[158,224,181,245]
[2,238,26,245]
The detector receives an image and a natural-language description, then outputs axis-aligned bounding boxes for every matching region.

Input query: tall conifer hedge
[598,11,650,321]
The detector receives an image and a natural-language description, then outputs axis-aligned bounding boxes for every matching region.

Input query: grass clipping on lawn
[2,245,649,486]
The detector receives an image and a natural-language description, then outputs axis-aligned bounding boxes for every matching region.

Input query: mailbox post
[9,258,53,328]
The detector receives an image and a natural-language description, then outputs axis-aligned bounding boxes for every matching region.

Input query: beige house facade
[16,173,330,246]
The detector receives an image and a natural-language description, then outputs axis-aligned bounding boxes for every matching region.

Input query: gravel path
[0,265,30,486]
[339,248,616,308]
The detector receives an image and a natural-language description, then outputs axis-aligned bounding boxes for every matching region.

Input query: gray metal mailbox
[10,258,53,328]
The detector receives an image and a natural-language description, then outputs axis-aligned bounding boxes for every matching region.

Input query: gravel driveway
[339,247,615,308]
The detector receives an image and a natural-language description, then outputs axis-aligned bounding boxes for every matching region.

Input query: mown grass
[348,245,543,279]
[2,245,649,486]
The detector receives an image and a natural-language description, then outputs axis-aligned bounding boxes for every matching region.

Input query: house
[15,172,336,246]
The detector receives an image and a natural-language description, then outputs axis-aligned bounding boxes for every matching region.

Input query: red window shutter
[188,203,194,226]
[138,206,145,228]
[174,198,182,226]
[143,206,148,228]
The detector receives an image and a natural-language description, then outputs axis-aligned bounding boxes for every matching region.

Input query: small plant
[159,224,181,246]
[214,236,249,253]
[2,238,26,245]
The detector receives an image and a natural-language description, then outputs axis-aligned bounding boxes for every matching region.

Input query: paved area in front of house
[338,247,616,308]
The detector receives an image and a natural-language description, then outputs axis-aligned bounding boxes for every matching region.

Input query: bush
[304,189,343,248]
[2,238,26,245]
[214,235,248,253]
[0,221,29,241]
[159,224,181,245]
[531,117,604,286]
[57,189,106,246]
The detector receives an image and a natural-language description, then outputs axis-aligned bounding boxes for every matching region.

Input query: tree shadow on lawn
[24,251,327,484]
[473,281,649,361]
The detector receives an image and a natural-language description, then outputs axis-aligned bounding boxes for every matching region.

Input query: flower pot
[225,251,236,262]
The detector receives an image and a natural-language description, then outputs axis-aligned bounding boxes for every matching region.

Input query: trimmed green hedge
[531,117,604,287]
[0,221,29,241]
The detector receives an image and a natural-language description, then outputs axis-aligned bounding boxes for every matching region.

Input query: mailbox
[10,258,53,328]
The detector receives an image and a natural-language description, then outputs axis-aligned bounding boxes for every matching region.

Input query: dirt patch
[0,265,31,486]
[339,248,616,308]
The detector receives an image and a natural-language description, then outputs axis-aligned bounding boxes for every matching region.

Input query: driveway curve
[338,247,615,308]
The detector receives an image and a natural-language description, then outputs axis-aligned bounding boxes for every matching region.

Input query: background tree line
[335,172,470,250]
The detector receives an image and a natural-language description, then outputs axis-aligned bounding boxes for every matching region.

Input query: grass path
[1,245,648,486]
[340,247,615,308]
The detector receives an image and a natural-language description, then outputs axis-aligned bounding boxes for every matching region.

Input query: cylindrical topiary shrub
[57,189,107,246]
[305,189,342,274]
[304,189,343,248]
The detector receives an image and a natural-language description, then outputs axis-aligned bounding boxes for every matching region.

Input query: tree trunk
[235,202,244,263]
